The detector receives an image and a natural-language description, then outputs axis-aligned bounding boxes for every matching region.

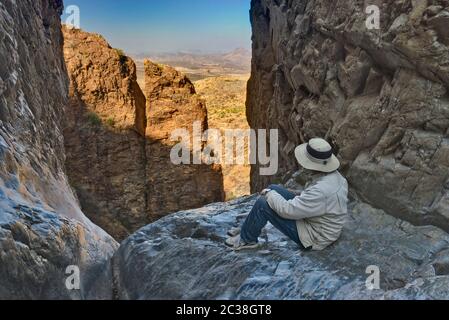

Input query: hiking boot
[225,235,260,251]
[227,227,241,237]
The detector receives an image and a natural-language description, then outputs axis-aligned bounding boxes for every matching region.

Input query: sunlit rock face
[143,60,225,223]
[0,0,117,299]
[113,190,449,300]
[113,0,449,298]
[62,27,225,241]
[62,26,149,241]
[247,0,449,230]
[0,204,117,299]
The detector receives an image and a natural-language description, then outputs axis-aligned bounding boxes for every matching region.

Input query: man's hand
[260,189,272,196]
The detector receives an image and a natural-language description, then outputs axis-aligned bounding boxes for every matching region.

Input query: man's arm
[286,188,302,196]
[265,186,325,220]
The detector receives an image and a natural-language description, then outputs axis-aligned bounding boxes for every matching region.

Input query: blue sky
[61,0,251,54]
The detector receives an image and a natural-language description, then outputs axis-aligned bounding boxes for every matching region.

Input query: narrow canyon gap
[1,0,449,300]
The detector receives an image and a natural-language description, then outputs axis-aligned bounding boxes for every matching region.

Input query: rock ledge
[113,195,449,300]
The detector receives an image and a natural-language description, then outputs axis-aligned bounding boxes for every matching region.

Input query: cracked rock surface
[113,193,449,300]
[62,27,224,241]
[247,0,449,231]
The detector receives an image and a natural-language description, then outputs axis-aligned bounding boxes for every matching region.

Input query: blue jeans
[241,185,305,248]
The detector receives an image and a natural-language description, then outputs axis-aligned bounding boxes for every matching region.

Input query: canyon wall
[63,27,148,240]
[0,0,116,299]
[62,28,224,240]
[143,60,224,219]
[247,0,449,230]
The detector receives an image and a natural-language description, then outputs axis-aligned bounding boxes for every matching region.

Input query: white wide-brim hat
[294,138,340,173]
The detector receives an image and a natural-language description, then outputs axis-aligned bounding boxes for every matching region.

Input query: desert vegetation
[195,75,251,200]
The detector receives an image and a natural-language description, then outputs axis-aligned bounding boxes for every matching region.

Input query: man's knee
[256,196,269,208]
[255,196,275,216]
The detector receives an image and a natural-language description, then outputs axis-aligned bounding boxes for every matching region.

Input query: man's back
[230,138,349,252]
[297,171,349,250]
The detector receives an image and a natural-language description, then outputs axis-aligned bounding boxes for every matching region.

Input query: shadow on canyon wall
[62,26,224,241]
[65,96,224,240]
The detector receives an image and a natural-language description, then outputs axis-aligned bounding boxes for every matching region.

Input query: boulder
[0,202,116,299]
[113,193,449,300]
[63,27,148,240]
[143,60,225,220]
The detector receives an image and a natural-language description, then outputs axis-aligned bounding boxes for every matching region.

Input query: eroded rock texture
[0,0,117,299]
[62,28,224,240]
[247,0,449,230]
[63,27,148,240]
[113,190,449,300]
[143,60,224,221]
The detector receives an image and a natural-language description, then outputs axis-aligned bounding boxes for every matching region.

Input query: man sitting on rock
[226,138,348,251]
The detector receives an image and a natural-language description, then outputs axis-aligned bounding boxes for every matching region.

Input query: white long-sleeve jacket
[266,171,349,251]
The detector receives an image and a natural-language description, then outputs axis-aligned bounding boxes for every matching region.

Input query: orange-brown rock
[63,26,148,240]
[144,60,224,218]
[62,28,224,240]
[247,0,449,231]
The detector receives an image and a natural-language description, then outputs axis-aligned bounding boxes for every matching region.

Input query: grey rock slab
[113,196,449,300]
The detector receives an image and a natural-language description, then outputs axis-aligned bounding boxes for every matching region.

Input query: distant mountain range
[131,48,251,82]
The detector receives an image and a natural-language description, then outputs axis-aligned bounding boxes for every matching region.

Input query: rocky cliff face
[62,27,148,240]
[143,60,224,220]
[195,75,252,200]
[113,185,449,299]
[3,0,448,301]
[247,0,449,231]
[0,0,117,299]
[62,28,224,240]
